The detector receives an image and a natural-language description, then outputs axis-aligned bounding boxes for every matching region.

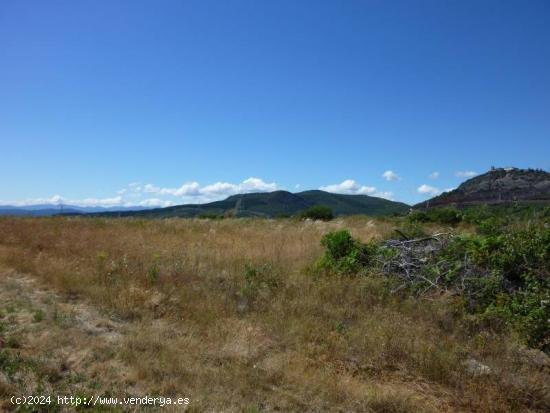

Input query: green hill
[89,190,409,218]
[298,190,409,216]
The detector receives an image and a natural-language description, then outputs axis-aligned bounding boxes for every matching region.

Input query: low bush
[314,223,550,351]
[431,226,550,350]
[198,213,224,219]
[239,263,281,310]
[431,207,463,224]
[407,210,430,223]
[317,229,381,274]
[408,207,462,225]
[462,204,550,233]
[299,205,333,221]
[146,253,161,285]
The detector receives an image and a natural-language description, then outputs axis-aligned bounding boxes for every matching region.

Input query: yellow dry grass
[0,216,548,412]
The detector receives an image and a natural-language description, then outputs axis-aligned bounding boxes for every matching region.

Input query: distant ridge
[86,190,410,218]
[415,167,550,209]
[0,205,153,217]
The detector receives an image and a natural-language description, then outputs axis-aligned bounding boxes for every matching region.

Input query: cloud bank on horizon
[1,170,482,208]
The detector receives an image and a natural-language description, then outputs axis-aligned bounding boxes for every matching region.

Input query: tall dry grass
[0,216,548,412]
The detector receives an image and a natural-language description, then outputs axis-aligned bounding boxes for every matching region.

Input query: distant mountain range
[4,168,548,218]
[85,190,410,218]
[415,167,550,209]
[0,205,153,217]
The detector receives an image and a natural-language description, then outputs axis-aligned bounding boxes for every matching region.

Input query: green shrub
[407,210,430,223]
[146,253,161,285]
[461,205,495,224]
[198,213,224,219]
[463,204,548,229]
[312,217,550,351]
[318,230,380,274]
[431,207,462,224]
[299,205,333,221]
[435,226,550,350]
[408,207,462,225]
[476,216,507,236]
[507,274,550,349]
[239,263,281,309]
[321,230,356,260]
[33,309,44,323]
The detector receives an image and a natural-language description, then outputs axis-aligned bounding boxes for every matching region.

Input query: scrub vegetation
[0,208,548,412]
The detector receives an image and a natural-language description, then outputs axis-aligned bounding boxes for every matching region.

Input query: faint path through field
[0,267,147,411]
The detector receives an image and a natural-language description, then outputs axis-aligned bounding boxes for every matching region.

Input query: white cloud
[417,184,441,196]
[143,184,159,193]
[2,195,64,206]
[374,191,394,200]
[428,171,439,179]
[77,197,124,207]
[200,182,236,196]
[444,187,456,192]
[382,170,400,181]
[142,181,202,197]
[3,178,281,209]
[127,182,142,192]
[240,177,278,192]
[2,195,175,209]
[320,179,393,200]
[455,171,477,178]
[139,198,174,208]
[172,182,201,197]
[295,184,301,189]
[140,177,278,202]
[320,179,376,195]
[4,195,125,208]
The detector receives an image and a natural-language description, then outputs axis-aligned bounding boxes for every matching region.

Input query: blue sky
[1,0,549,207]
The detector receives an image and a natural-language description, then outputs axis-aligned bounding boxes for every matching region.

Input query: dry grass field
[0,216,548,412]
